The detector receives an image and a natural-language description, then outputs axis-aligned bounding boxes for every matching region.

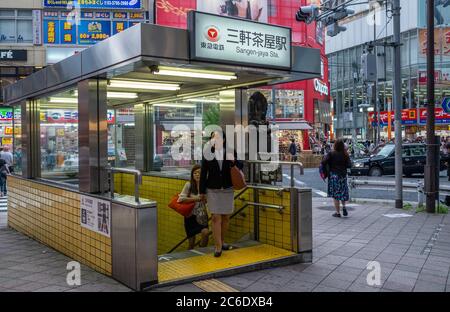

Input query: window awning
[276,122,313,130]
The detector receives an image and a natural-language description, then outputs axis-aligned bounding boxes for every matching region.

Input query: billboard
[43,0,142,10]
[197,0,268,23]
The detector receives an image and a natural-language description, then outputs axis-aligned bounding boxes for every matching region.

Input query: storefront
[154,0,331,151]
[3,12,318,290]
[368,107,450,140]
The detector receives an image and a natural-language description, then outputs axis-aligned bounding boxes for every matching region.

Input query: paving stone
[319,276,353,290]
[34,286,72,292]
[312,285,345,292]
[279,280,316,292]
[347,282,381,292]
[413,281,446,292]
[218,276,256,290]
[12,281,51,292]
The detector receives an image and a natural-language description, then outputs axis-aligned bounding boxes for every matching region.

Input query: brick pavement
[1,197,450,292]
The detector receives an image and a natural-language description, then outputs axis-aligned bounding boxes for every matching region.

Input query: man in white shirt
[0,146,13,167]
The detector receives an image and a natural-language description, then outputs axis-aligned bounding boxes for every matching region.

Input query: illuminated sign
[189,11,291,69]
[43,0,142,10]
[78,20,111,45]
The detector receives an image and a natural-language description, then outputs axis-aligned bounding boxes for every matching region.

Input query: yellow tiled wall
[7,177,112,275]
[114,173,293,254]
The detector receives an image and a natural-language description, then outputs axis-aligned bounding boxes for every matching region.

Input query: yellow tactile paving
[193,279,239,292]
[158,244,295,282]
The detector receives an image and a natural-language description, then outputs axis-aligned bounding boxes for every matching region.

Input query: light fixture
[153,103,196,108]
[154,66,237,81]
[49,97,78,104]
[184,98,220,103]
[109,80,180,91]
[107,92,138,99]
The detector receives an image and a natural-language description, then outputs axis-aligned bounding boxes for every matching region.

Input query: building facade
[326,0,450,140]
[1,0,330,151]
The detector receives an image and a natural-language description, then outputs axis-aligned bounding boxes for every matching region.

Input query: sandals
[222,244,234,251]
[343,208,348,217]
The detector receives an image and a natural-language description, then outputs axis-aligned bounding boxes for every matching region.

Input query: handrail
[108,167,143,204]
[246,159,304,187]
[167,184,286,253]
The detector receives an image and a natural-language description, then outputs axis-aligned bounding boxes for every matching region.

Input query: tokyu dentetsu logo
[204,26,220,42]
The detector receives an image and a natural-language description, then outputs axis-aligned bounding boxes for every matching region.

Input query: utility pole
[392,0,403,209]
[352,64,358,145]
[373,5,379,145]
[425,0,437,213]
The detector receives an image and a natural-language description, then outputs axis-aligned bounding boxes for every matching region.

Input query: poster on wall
[419,0,450,27]
[197,0,268,23]
[80,195,111,237]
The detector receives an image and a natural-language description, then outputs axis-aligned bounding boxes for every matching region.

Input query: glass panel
[0,108,14,185]
[108,107,135,168]
[154,94,222,172]
[17,20,32,43]
[17,10,32,17]
[13,106,22,175]
[0,20,16,43]
[38,87,79,185]
[0,10,15,17]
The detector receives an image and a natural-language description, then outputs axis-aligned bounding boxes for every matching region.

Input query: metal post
[352,66,358,143]
[425,0,437,213]
[393,0,403,209]
[291,164,295,188]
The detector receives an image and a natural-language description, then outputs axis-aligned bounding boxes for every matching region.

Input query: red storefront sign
[369,108,450,125]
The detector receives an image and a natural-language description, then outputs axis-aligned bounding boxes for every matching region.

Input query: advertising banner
[80,195,111,237]
[78,20,111,44]
[60,20,77,44]
[0,109,13,121]
[43,0,142,10]
[197,0,268,23]
[43,20,60,44]
[369,108,450,126]
[33,10,43,45]
[190,11,291,69]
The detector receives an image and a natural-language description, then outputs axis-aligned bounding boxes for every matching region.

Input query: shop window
[154,94,222,173]
[0,9,33,44]
[38,88,79,185]
[12,106,21,175]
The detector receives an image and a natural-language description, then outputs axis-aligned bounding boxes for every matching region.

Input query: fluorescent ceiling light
[155,66,237,81]
[153,103,196,108]
[184,98,220,103]
[107,92,138,99]
[49,97,78,104]
[109,80,180,91]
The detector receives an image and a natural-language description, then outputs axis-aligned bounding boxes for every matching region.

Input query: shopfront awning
[277,122,313,130]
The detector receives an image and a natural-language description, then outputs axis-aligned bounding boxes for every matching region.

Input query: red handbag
[168,194,195,217]
[231,166,247,190]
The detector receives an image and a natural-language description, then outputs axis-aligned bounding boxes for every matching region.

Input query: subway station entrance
[3,12,320,290]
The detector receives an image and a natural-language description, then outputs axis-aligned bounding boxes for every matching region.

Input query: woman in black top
[322,139,352,218]
[200,131,244,257]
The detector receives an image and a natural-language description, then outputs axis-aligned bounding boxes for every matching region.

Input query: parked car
[62,157,79,178]
[350,143,448,177]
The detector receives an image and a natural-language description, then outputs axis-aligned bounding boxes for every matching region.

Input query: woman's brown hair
[188,164,202,196]
[334,139,350,159]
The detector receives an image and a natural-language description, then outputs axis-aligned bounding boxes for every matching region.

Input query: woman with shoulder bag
[200,131,244,257]
[178,165,209,250]
[322,139,352,218]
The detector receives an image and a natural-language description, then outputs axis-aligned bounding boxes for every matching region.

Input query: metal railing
[108,167,143,204]
[246,160,305,187]
[167,184,285,253]
[348,177,450,206]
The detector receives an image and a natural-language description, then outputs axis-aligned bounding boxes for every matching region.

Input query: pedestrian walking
[321,139,352,218]
[178,165,209,250]
[200,131,243,257]
[288,138,298,161]
[0,159,10,197]
[0,146,13,172]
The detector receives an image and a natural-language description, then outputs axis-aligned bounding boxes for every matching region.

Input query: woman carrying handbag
[200,131,244,257]
[177,165,209,250]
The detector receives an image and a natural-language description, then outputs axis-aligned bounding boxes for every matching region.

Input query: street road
[282,168,450,203]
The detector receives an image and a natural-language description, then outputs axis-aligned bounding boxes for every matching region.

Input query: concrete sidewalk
[1,197,450,292]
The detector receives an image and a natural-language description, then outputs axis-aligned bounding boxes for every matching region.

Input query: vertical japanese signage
[80,195,111,237]
[189,11,291,69]
[33,10,43,45]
